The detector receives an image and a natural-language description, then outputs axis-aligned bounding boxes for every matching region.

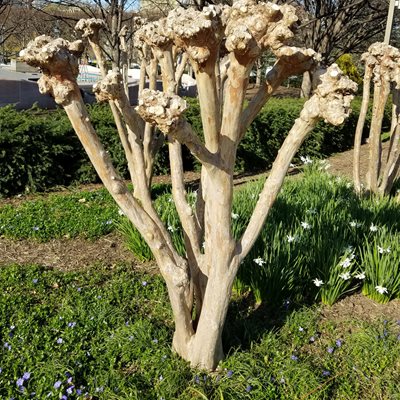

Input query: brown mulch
[327,140,391,182]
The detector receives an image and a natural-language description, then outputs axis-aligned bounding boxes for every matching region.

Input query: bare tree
[20,0,356,370]
[278,0,389,96]
[353,42,400,195]
[28,0,140,68]
[0,0,33,57]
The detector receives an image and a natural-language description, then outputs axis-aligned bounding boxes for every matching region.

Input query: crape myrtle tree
[21,0,357,370]
[353,42,400,196]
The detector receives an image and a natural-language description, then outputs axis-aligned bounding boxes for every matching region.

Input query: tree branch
[238,65,357,260]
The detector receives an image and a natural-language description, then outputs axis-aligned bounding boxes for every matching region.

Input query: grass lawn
[0,167,400,399]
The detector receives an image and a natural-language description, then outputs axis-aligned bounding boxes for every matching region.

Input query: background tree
[275,0,390,96]
[33,0,140,68]
[21,0,357,370]
[353,42,400,196]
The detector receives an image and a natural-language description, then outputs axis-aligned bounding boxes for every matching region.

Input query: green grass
[0,183,171,241]
[0,263,399,399]
[0,188,119,241]
[1,168,400,397]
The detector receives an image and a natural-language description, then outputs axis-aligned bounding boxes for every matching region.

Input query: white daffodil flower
[301,221,311,230]
[355,272,366,280]
[370,223,378,232]
[300,155,313,165]
[313,278,324,287]
[340,258,352,268]
[339,272,351,280]
[375,285,388,295]
[253,257,266,266]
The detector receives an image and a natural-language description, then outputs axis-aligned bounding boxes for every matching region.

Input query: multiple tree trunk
[20,1,357,370]
[353,42,400,196]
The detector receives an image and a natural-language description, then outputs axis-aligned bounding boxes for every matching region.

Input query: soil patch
[327,140,391,182]
[320,293,400,326]
[0,232,153,272]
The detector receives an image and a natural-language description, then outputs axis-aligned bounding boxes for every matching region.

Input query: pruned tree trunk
[379,87,400,194]
[353,64,373,194]
[353,42,400,196]
[301,70,312,98]
[21,1,356,371]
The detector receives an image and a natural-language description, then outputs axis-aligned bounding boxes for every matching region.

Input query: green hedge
[0,97,392,196]
[0,104,128,196]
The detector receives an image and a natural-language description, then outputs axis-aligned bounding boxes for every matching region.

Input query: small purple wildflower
[125,321,129,326]
[227,370,233,378]
[322,370,331,377]
[65,372,72,378]
[67,377,73,384]
[4,342,11,351]
[67,322,76,328]
[194,375,200,384]
[61,395,67,400]
[16,378,24,386]
[32,279,38,284]
[97,295,102,299]
[76,389,82,395]
[142,281,148,286]
[335,339,342,347]
[0,368,2,373]
[54,381,62,389]
[291,355,299,361]
[77,287,82,292]
[23,372,31,380]
[66,386,75,394]
[327,347,334,354]
[152,338,158,344]
[245,385,253,392]
[56,338,63,344]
